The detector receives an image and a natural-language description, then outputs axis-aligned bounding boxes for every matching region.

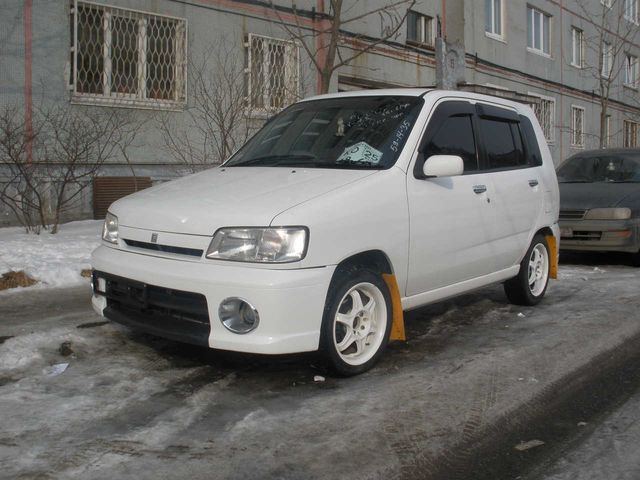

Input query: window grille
[528,93,555,143]
[624,120,638,147]
[624,53,639,87]
[70,1,187,109]
[245,33,300,115]
[571,106,585,147]
[407,11,434,46]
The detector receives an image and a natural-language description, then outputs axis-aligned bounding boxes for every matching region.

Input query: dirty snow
[0,220,102,289]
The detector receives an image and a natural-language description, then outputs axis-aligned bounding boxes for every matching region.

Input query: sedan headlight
[102,212,119,244]
[584,208,632,220]
[206,227,308,263]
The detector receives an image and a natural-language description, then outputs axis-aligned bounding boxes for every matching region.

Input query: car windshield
[224,96,423,170]
[557,154,640,183]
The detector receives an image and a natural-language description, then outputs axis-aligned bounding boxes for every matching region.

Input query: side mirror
[422,155,464,178]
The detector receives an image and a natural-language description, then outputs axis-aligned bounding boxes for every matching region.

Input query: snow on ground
[0,220,102,289]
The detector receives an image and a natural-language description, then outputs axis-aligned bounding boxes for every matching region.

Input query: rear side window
[424,115,479,172]
[479,118,525,169]
[519,115,543,166]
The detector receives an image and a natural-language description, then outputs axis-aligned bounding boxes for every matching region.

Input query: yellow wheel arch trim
[382,273,406,341]
[545,234,558,280]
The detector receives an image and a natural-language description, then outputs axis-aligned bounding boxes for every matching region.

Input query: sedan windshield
[225,96,423,169]
[557,154,640,183]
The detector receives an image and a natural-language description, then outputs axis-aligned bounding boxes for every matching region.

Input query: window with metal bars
[571,106,585,148]
[69,1,187,109]
[245,34,300,115]
[528,93,555,143]
[624,120,639,147]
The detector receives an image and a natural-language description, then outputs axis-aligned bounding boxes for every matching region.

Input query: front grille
[124,239,204,258]
[559,209,587,220]
[94,271,210,346]
[563,230,602,241]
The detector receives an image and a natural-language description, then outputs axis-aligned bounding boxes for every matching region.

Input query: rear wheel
[320,269,392,376]
[504,234,550,306]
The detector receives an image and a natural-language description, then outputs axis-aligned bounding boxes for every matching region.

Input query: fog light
[93,276,106,294]
[219,297,260,334]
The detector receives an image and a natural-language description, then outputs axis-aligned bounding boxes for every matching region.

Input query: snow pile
[0,220,102,289]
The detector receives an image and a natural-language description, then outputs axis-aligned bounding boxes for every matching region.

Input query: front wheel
[504,234,550,306]
[320,269,392,376]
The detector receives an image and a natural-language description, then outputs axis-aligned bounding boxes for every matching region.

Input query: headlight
[102,212,119,244]
[584,208,631,220]
[206,227,308,263]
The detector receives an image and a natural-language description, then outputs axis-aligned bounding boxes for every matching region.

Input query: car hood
[559,182,640,211]
[110,167,377,235]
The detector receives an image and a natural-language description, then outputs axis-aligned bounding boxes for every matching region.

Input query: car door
[406,100,497,297]
[475,104,544,270]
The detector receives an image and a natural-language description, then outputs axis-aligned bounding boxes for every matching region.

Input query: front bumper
[559,218,640,253]
[91,245,335,354]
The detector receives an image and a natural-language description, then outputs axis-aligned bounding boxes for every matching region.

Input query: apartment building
[1,0,639,224]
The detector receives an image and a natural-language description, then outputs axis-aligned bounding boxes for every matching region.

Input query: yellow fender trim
[382,273,406,341]
[545,234,558,280]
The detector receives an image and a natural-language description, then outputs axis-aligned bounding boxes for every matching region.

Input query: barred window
[624,120,638,147]
[528,93,555,143]
[245,34,300,115]
[70,1,187,109]
[571,106,585,148]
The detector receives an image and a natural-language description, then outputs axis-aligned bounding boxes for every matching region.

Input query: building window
[485,0,503,38]
[603,115,611,148]
[625,0,639,23]
[528,93,556,143]
[70,1,187,109]
[245,34,299,114]
[571,106,585,148]
[407,11,434,46]
[527,7,551,55]
[571,27,584,67]
[602,41,613,77]
[624,53,639,87]
[624,120,639,147]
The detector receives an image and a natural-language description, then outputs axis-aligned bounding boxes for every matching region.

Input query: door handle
[529,179,539,187]
[473,184,487,194]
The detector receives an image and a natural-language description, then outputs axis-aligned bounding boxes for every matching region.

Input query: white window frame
[571,27,584,68]
[625,0,639,23]
[485,0,504,40]
[624,119,639,147]
[571,105,585,148]
[602,41,613,78]
[245,33,300,116]
[70,0,187,109]
[527,6,551,57]
[406,10,435,47]
[601,0,613,7]
[528,92,556,143]
[624,53,639,88]
[603,114,611,148]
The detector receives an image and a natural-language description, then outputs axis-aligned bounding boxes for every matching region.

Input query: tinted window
[520,115,543,166]
[557,155,640,183]
[480,118,524,169]
[424,115,478,172]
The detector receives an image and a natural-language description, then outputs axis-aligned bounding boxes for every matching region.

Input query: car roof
[566,148,640,159]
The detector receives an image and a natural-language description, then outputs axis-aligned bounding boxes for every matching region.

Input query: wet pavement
[0,255,639,480]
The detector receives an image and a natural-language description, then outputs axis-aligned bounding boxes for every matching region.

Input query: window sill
[71,94,186,111]
[485,32,506,44]
[624,15,639,24]
[623,83,639,91]
[570,143,585,149]
[406,39,435,51]
[570,62,584,69]
[527,47,552,59]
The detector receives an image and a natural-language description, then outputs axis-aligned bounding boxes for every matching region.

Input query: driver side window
[423,112,479,173]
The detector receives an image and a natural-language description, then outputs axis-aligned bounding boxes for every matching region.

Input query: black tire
[320,268,393,376]
[504,234,551,306]
[632,250,640,267]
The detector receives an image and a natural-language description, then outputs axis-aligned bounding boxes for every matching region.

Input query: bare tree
[577,0,639,148]
[271,0,416,94]
[0,104,143,233]
[157,38,256,171]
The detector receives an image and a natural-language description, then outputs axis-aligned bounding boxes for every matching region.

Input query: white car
[91,89,560,376]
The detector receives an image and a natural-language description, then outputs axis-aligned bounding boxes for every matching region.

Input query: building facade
[1,0,639,225]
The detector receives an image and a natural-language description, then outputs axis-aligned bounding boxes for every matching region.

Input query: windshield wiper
[230,154,318,167]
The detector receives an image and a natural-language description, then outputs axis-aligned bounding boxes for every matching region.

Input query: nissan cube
[91,89,560,376]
